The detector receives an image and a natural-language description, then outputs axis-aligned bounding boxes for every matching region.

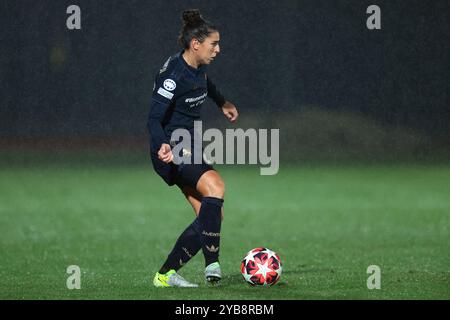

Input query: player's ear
[191,38,201,50]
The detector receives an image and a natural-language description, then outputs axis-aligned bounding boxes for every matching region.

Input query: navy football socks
[197,197,223,267]
[158,196,224,274]
[159,219,202,274]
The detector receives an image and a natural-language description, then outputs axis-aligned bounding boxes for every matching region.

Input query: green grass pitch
[0,162,449,299]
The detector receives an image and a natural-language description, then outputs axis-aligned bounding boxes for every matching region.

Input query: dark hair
[178,9,218,49]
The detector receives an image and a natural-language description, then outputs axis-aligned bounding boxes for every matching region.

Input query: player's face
[197,31,220,65]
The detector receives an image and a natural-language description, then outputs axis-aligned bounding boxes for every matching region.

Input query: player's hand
[221,101,238,123]
[158,143,174,163]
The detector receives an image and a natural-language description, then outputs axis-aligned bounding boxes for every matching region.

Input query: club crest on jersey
[163,79,176,91]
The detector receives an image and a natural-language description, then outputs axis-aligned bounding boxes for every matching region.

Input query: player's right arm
[147,69,179,163]
[157,143,173,163]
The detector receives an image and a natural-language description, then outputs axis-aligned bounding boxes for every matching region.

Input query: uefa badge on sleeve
[163,79,176,91]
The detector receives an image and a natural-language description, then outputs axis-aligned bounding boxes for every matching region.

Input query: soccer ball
[240,247,282,286]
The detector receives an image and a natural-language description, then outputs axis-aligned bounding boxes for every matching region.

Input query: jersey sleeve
[147,72,180,149]
[207,75,226,108]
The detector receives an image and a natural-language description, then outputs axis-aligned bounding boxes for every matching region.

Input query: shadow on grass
[222,265,336,288]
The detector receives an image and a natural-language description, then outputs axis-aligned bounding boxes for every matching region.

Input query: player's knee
[208,178,225,198]
[202,178,225,198]
[216,178,225,196]
[197,171,226,199]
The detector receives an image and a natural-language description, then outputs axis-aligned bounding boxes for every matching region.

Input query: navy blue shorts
[150,144,214,189]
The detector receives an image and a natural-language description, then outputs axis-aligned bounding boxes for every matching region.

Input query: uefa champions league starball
[240,247,282,286]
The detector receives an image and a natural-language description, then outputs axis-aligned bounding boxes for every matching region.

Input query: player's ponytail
[178,9,218,49]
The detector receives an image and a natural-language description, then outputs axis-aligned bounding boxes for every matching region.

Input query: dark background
[1,0,449,162]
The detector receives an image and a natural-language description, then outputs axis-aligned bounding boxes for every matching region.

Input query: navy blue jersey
[147,51,226,151]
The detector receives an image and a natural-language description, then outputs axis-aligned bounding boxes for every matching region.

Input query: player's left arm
[221,100,238,123]
[207,75,238,123]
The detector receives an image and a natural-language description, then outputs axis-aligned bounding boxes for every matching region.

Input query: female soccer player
[147,9,238,287]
